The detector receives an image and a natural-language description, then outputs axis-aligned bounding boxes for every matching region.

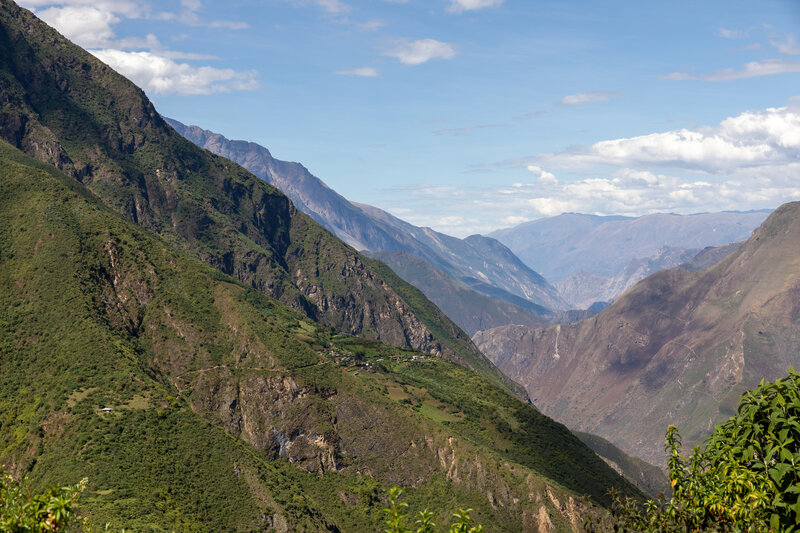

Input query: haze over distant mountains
[0,2,645,529]
[169,118,774,327]
[167,119,567,331]
[490,212,769,307]
[475,202,800,465]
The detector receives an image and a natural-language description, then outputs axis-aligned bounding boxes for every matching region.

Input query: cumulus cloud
[91,50,260,95]
[380,106,800,236]
[383,166,800,236]
[19,0,257,97]
[384,38,457,65]
[557,91,621,106]
[659,59,800,81]
[447,0,504,13]
[314,0,350,13]
[518,107,800,175]
[334,67,379,77]
[36,5,119,47]
[526,165,558,186]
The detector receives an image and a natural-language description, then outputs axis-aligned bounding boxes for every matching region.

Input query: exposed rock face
[167,118,567,314]
[0,0,497,377]
[475,203,800,465]
[190,370,342,473]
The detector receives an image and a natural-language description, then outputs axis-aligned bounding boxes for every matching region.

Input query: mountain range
[166,119,567,320]
[0,1,640,529]
[490,212,769,307]
[474,202,800,465]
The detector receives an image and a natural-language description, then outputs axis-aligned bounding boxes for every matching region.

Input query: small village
[318,346,429,375]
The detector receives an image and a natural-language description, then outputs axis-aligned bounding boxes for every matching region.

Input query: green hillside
[0,0,513,398]
[0,139,640,530]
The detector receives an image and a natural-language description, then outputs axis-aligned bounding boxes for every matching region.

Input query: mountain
[554,246,701,309]
[573,432,669,498]
[367,250,549,336]
[0,2,643,529]
[0,138,640,530]
[166,119,567,315]
[680,241,744,272]
[474,202,800,465]
[489,211,769,307]
[0,0,526,398]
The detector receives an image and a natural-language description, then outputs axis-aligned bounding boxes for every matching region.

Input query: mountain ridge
[474,201,800,465]
[0,137,640,529]
[0,0,525,398]
[166,118,568,314]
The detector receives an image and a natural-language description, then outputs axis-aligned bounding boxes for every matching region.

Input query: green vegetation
[587,369,800,532]
[0,141,638,530]
[0,0,516,398]
[328,336,643,507]
[383,487,483,533]
[364,257,529,400]
[0,472,86,532]
[0,4,649,529]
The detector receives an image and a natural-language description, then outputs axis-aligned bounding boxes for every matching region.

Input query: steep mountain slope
[0,0,519,396]
[555,246,701,309]
[680,241,744,272]
[474,202,800,465]
[573,432,669,498]
[0,139,641,530]
[166,119,567,314]
[368,250,549,336]
[490,211,769,307]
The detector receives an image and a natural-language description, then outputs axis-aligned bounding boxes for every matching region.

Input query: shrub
[0,471,86,532]
[587,369,800,532]
[383,487,483,533]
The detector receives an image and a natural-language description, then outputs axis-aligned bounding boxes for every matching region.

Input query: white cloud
[557,91,621,106]
[19,0,145,18]
[379,106,800,236]
[384,38,457,65]
[529,107,800,173]
[208,20,250,30]
[383,167,800,235]
[659,59,800,81]
[501,215,531,226]
[447,0,504,13]
[718,27,749,39]
[334,67,379,77]
[90,50,260,95]
[20,1,257,97]
[358,19,385,31]
[526,165,558,186]
[297,0,350,13]
[771,35,800,55]
[36,6,119,47]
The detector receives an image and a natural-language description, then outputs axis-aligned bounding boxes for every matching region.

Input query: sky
[16,0,800,237]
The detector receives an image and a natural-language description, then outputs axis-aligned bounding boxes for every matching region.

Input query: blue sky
[18,0,800,236]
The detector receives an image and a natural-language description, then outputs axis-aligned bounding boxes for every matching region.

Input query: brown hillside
[474,202,800,465]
